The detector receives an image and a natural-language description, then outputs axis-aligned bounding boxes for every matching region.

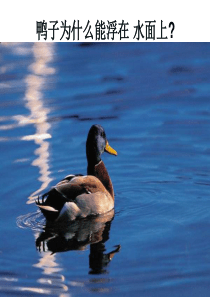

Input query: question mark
[169,22,175,38]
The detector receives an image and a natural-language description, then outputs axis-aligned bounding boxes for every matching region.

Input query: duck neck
[87,160,114,199]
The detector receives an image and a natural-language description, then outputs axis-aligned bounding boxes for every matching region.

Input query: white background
[0,0,208,42]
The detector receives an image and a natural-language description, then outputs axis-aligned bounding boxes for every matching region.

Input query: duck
[36,124,117,221]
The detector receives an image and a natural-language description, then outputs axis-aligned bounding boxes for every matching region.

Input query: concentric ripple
[16,211,45,232]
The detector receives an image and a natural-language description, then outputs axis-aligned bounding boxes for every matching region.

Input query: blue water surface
[0,42,210,296]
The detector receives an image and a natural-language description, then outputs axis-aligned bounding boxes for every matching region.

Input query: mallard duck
[36,124,117,221]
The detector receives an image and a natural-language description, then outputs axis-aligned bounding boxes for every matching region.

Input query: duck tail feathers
[37,204,58,212]
[36,188,66,221]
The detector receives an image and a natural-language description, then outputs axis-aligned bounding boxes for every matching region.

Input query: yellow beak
[105,141,118,156]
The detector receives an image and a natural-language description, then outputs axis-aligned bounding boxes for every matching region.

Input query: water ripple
[16,211,45,232]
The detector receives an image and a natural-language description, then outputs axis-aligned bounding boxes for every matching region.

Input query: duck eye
[101,131,105,137]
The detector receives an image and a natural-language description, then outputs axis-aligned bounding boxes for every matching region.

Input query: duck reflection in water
[36,209,120,274]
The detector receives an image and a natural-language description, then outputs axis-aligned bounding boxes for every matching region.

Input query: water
[0,42,210,296]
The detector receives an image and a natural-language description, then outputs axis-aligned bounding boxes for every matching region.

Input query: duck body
[36,125,117,222]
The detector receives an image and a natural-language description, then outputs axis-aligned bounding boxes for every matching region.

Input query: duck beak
[105,140,118,156]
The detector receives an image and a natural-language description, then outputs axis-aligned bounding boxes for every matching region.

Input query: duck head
[86,124,117,166]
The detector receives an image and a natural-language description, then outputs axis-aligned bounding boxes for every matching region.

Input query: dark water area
[0,42,210,296]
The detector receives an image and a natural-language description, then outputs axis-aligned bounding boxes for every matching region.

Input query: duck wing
[36,174,111,221]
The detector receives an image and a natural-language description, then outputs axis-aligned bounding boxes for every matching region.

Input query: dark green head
[86,124,117,166]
